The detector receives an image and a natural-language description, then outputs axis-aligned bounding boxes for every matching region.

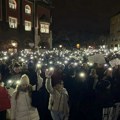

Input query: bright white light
[8,80,12,84]
[4,56,8,60]
[87,62,93,66]
[36,63,42,68]
[10,53,14,56]
[74,62,78,66]
[79,61,82,64]
[30,56,34,59]
[79,72,85,78]
[21,58,25,62]
[103,45,105,49]
[49,61,53,64]
[16,80,20,85]
[104,64,108,67]
[57,61,60,64]
[64,61,68,64]
[114,47,118,51]
[49,67,54,71]
[108,67,112,71]
[59,45,62,48]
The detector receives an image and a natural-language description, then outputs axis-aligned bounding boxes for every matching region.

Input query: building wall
[0,0,2,21]
[35,5,51,48]
[109,13,120,48]
[0,0,52,51]
[6,0,20,23]
[22,0,33,25]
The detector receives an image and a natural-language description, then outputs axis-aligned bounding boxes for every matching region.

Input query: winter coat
[45,78,69,116]
[11,91,39,120]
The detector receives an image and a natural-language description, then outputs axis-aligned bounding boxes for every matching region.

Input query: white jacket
[11,91,39,120]
[45,78,69,116]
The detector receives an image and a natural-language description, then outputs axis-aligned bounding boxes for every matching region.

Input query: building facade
[109,12,120,48]
[0,0,52,51]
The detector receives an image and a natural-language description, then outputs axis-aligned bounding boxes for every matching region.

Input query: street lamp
[76,44,80,49]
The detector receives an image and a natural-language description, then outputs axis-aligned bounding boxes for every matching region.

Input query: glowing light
[16,80,20,85]
[49,61,53,64]
[59,45,62,48]
[79,72,85,78]
[64,61,68,64]
[49,67,54,71]
[36,63,42,68]
[8,80,12,84]
[3,56,8,60]
[74,62,78,66]
[108,67,112,71]
[104,64,108,67]
[87,62,93,66]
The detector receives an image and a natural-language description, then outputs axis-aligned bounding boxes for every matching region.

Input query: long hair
[15,84,32,100]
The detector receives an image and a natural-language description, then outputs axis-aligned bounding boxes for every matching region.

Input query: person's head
[53,81,64,91]
[20,74,30,89]
[105,68,113,77]
[15,74,31,99]
[90,69,96,76]
[13,62,21,73]
[55,64,65,73]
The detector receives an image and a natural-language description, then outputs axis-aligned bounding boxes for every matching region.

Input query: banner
[88,54,106,64]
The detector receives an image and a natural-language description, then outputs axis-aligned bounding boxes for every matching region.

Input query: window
[9,0,17,9]
[25,5,31,14]
[40,22,49,33]
[25,20,32,31]
[9,16,17,28]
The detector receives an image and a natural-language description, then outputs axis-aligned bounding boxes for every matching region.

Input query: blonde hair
[15,84,32,100]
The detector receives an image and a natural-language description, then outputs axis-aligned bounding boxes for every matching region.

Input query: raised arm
[45,69,54,94]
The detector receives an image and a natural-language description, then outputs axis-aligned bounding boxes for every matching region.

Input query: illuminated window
[9,16,17,28]
[25,20,32,31]
[25,5,31,14]
[40,22,49,33]
[9,0,17,9]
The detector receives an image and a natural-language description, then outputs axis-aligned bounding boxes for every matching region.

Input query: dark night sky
[52,0,120,40]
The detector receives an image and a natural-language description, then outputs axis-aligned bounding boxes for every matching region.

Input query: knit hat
[20,74,30,85]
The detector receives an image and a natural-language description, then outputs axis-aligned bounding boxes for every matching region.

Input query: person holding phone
[45,67,69,120]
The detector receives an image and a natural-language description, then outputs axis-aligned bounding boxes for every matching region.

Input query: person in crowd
[95,68,115,120]
[112,65,120,102]
[87,68,98,90]
[95,67,114,108]
[84,69,100,120]
[63,64,80,120]
[6,62,22,89]
[0,73,11,120]
[95,63,105,81]
[45,68,69,120]
[0,60,9,83]
[11,74,40,120]
[36,65,53,120]
[27,61,38,86]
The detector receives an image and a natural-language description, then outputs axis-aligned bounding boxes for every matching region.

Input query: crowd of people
[0,47,120,120]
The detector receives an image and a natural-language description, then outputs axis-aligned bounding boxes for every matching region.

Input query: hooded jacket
[45,78,69,116]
